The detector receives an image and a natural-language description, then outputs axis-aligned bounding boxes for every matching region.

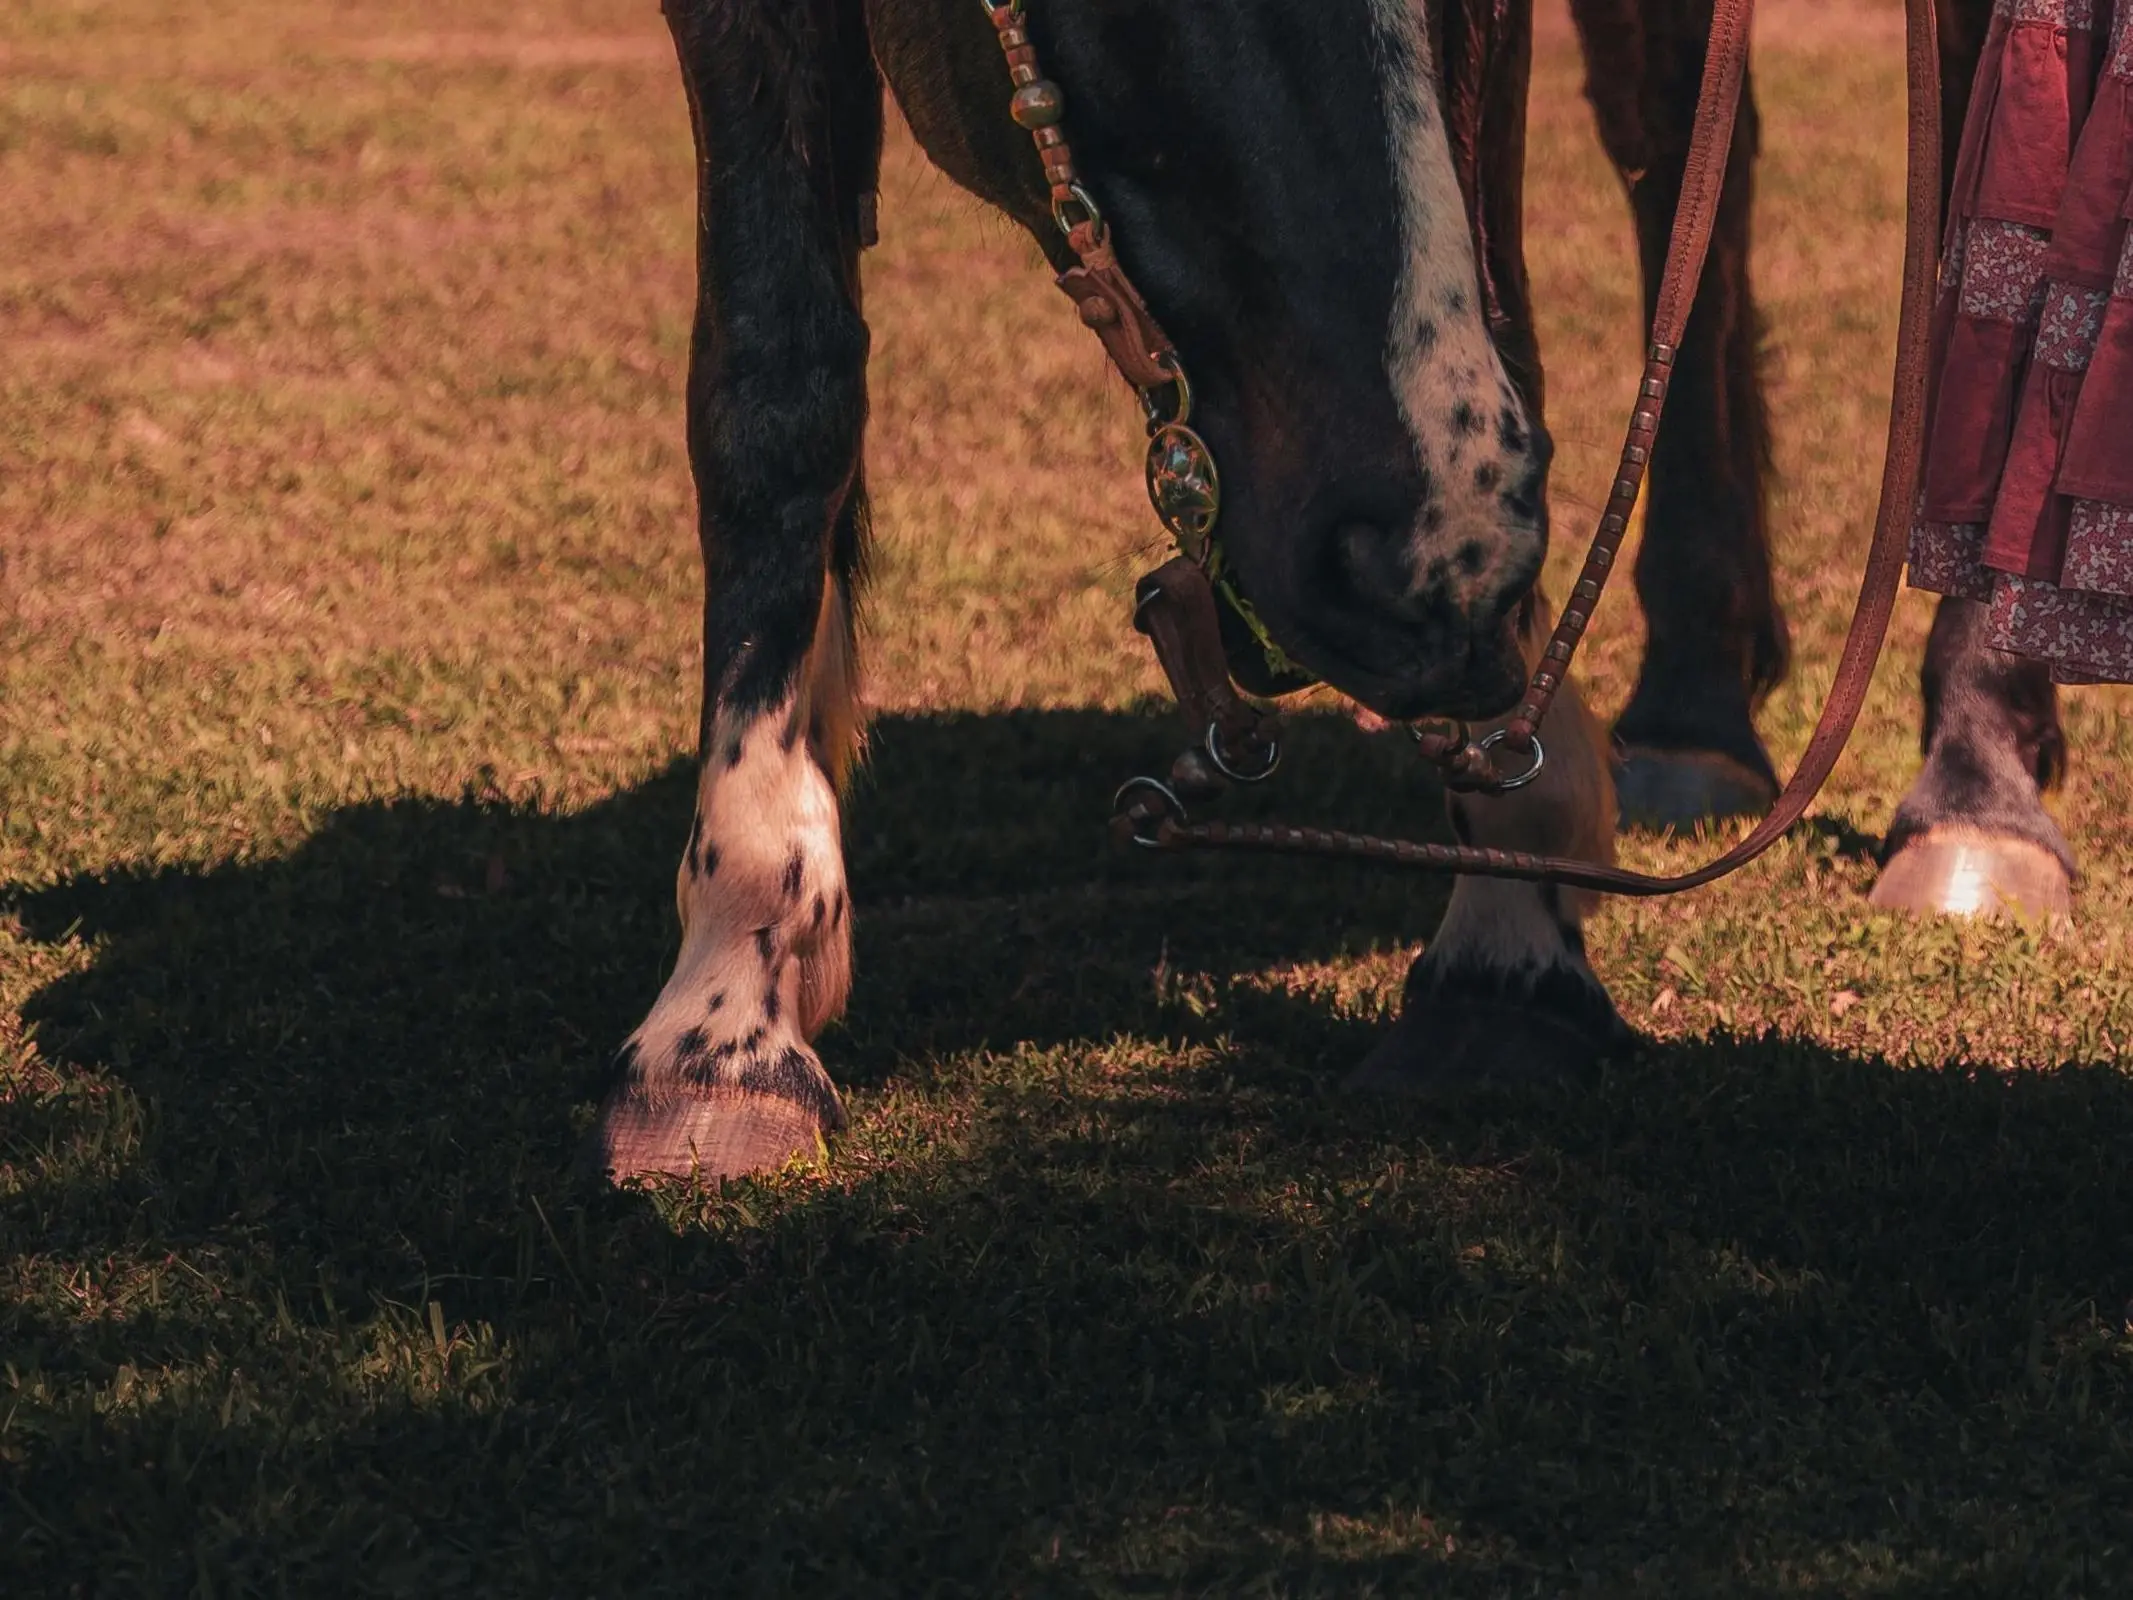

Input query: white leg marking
[1426,605,1616,991]
[1366,0,1546,598]
[599,580,864,1177]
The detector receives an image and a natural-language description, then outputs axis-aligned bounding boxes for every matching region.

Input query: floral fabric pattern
[1907,0,2133,680]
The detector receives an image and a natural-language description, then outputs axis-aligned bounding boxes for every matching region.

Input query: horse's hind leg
[1570,0,1786,829]
[593,0,881,1181]
[1871,597,2074,919]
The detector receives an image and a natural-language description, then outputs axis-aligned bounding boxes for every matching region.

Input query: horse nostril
[1502,427,1553,523]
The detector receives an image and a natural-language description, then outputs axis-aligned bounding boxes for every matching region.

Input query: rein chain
[981,0,1944,897]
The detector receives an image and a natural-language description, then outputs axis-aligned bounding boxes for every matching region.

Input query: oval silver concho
[1144,422,1221,565]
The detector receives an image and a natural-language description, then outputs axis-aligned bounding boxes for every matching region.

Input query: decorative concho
[1144,422,1221,564]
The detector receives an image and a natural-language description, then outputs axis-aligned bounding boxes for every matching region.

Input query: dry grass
[4,0,2131,1593]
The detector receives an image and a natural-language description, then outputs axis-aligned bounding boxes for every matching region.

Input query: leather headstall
[979,0,1945,898]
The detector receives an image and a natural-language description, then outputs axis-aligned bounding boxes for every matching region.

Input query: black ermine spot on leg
[1456,540,1486,575]
[675,1026,710,1068]
[1451,400,1484,437]
[811,892,827,929]
[738,1047,842,1128]
[679,1037,742,1091]
[1474,461,1501,492]
[706,991,726,1015]
[1443,286,1469,315]
[1498,406,1528,454]
[1422,504,1446,535]
[781,849,804,902]
[754,926,776,964]
[763,982,781,1026]
[1413,318,1438,355]
[742,1025,766,1055]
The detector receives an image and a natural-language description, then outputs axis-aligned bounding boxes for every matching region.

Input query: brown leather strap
[1500,0,1756,748]
[984,2,1184,393]
[1056,225,1180,390]
[1157,0,1944,896]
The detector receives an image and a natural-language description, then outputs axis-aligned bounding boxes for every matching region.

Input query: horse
[590,0,1987,1182]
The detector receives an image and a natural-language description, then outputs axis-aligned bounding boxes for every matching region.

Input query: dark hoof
[1347,996,1622,1102]
[591,1091,834,1182]
[1870,826,2073,923]
[1614,746,1777,833]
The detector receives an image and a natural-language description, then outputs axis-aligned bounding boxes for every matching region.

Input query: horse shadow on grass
[8,707,2133,1594]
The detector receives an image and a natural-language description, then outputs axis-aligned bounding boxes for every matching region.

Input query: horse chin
[1336,616,1530,725]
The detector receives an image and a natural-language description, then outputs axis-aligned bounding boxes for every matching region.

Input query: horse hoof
[591,1091,834,1182]
[1614,746,1777,833]
[1869,826,2073,922]
[1346,993,1622,1101]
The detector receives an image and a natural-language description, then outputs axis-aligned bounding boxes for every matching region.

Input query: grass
[5,0,2133,1592]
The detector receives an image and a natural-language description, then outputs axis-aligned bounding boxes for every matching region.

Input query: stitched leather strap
[1500,0,1756,748]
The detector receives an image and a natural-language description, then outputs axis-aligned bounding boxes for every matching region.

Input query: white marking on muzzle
[1365,0,1537,599]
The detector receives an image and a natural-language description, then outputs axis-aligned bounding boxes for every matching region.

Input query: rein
[983,0,1944,897]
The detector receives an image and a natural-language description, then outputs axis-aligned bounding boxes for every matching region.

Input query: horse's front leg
[593,0,881,1182]
[1352,617,1629,1095]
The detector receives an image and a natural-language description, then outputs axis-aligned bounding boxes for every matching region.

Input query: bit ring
[1111,776,1188,848]
[1205,720,1279,784]
[1478,728,1545,791]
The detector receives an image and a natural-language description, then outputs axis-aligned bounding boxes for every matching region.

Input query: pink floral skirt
[1907,0,2133,681]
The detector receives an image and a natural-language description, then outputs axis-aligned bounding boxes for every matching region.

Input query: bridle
[980,0,1944,897]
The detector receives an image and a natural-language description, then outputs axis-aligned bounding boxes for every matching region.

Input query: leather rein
[982,0,1944,897]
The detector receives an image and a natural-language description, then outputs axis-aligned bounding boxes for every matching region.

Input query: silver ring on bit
[1477,728,1545,791]
[1205,720,1280,783]
[1110,776,1189,848]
